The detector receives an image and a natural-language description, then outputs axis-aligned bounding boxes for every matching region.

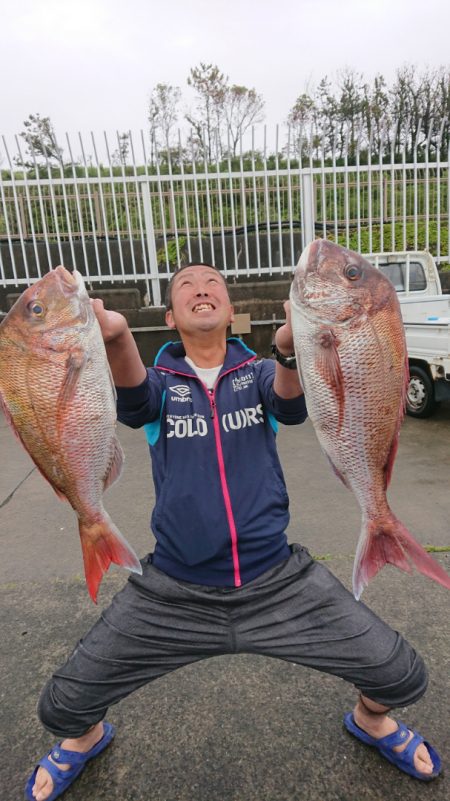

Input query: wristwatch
[271,343,297,369]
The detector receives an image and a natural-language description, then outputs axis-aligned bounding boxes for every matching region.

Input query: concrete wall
[2,234,449,366]
[0,232,302,312]
[2,277,292,364]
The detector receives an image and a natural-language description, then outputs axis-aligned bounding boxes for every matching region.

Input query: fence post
[141,182,162,306]
[301,169,315,249]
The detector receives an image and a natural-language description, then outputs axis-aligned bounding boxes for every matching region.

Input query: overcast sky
[1,0,449,152]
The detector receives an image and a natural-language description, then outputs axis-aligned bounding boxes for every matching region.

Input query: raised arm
[92,299,147,388]
[273,301,304,399]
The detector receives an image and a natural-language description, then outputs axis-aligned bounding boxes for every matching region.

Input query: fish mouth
[291,240,322,308]
[51,267,90,326]
[296,239,324,277]
[51,266,84,294]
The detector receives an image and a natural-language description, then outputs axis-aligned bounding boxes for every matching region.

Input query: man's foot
[352,698,435,777]
[30,722,104,801]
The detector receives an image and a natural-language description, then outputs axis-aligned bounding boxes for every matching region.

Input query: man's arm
[92,298,147,387]
[273,301,304,399]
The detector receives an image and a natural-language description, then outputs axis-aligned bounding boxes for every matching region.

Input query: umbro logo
[171,385,191,397]
[170,385,192,403]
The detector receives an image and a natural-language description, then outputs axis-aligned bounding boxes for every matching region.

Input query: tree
[224,85,265,156]
[186,63,228,160]
[17,113,64,167]
[335,68,366,158]
[111,133,130,166]
[434,66,450,153]
[148,83,182,163]
[362,74,390,154]
[286,91,317,157]
[390,65,429,155]
[315,77,339,157]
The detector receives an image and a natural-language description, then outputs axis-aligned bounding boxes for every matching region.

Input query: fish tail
[79,514,143,603]
[353,513,450,600]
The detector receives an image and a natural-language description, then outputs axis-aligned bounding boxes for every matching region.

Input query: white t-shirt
[185,356,223,391]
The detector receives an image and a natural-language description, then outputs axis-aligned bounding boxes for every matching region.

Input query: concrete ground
[1,402,449,801]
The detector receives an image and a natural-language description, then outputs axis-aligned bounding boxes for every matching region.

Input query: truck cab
[366,252,450,418]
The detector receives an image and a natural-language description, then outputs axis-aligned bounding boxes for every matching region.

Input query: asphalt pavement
[1,402,449,801]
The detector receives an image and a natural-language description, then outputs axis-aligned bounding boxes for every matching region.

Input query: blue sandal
[25,721,115,800]
[344,712,441,781]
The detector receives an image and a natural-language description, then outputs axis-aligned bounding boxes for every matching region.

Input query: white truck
[367,251,450,418]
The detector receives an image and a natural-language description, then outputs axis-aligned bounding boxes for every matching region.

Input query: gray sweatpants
[38,545,427,738]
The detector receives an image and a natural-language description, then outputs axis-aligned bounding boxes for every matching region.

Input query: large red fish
[290,239,450,599]
[0,267,142,602]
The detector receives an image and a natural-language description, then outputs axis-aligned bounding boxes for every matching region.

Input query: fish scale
[290,239,450,599]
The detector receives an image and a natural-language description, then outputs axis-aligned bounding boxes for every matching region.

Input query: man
[27,262,440,801]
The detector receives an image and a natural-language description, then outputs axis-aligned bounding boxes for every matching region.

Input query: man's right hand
[91,298,147,387]
[91,298,129,344]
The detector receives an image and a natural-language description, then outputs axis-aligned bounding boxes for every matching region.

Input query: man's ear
[165,309,177,330]
[229,305,235,324]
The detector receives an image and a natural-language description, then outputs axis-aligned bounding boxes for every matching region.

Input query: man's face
[165,266,234,335]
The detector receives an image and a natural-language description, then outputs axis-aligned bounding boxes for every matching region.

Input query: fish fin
[383,435,399,490]
[384,357,409,489]
[58,350,88,408]
[325,452,351,490]
[0,391,17,434]
[0,391,69,501]
[79,513,142,603]
[314,330,345,432]
[103,438,124,490]
[105,358,118,403]
[353,513,450,600]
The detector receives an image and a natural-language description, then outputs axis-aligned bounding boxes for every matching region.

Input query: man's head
[165,262,234,336]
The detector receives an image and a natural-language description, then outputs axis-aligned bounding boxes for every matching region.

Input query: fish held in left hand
[0,266,142,602]
[290,239,450,599]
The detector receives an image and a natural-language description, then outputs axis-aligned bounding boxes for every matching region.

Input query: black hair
[164,261,227,309]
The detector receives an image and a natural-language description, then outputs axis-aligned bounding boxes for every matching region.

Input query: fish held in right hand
[0,266,142,602]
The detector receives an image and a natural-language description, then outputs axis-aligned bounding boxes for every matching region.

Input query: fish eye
[28,300,45,317]
[344,264,362,281]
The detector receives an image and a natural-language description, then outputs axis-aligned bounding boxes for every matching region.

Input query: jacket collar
[154,337,256,375]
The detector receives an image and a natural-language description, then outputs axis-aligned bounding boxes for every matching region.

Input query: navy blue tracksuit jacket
[116,338,308,587]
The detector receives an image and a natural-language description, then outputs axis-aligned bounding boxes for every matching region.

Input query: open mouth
[192,303,215,312]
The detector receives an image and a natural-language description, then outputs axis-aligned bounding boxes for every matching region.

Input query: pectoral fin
[56,350,88,436]
[58,350,88,407]
[314,329,345,432]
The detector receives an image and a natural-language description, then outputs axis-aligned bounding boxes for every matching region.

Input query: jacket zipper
[157,357,256,587]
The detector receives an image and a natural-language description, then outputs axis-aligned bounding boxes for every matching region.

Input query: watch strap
[271,344,297,369]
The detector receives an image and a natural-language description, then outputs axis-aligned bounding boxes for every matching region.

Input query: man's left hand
[275,301,295,355]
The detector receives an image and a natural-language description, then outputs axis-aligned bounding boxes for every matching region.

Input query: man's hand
[91,298,129,344]
[91,298,147,387]
[272,300,303,399]
[275,300,295,355]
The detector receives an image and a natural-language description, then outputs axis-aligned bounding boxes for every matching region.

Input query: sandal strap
[38,754,81,783]
[396,732,426,763]
[376,721,418,749]
[49,745,90,767]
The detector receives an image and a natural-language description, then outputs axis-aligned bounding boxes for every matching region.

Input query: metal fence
[1,126,449,306]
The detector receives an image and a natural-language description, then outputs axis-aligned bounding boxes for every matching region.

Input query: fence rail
[1,126,449,306]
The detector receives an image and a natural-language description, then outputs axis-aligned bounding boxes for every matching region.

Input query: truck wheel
[406,366,436,418]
